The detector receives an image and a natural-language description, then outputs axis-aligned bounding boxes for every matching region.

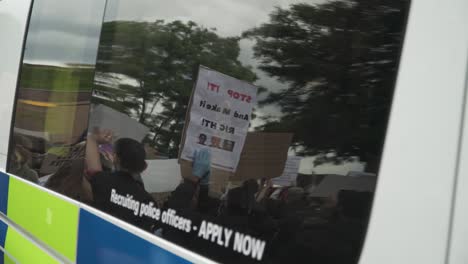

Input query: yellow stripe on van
[4,227,58,264]
[7,176,79,262]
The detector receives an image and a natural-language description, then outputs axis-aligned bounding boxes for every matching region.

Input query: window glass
[7,0,106,203]
[84,0,410,263]
[9,0,411,263]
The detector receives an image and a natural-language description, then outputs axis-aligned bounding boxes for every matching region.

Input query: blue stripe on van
[76,209,191,264]
[0,172,9,215]
[0,220,7,264]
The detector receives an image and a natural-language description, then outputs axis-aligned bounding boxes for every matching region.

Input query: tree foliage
[94,20,257,157]
[244,0,409,172]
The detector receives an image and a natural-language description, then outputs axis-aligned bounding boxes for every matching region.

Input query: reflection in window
[8,0,410,263]
[83,0,410,263]
[8,0,106,203]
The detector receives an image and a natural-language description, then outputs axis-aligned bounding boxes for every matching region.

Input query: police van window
[7,0,106,203]
[84,0,410,263]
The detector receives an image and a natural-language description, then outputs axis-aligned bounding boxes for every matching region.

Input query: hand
[101,150,115,164]
[15,146,31,165]
[92,128,113,144]
[264,179,273,189]
[192,149,211,185]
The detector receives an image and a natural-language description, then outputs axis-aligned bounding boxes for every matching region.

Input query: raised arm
[186,149,212,184]
[85,128,113,179]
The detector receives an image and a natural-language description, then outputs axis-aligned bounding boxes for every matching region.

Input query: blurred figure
[90,127,115,172]
[10,135,39,183]
[163,181,200,244]
[86,133,156,232]
[225,185,255,216]
[161,149,214,252]
[191,149,211,185]
[256,179,273,203]
[45,159,93,203]
[183,149,213,213]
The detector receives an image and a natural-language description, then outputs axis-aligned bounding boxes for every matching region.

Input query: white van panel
[448,82,468,264]
[359,0,468,263]
[0,0,33,163]
[447,25,468,264]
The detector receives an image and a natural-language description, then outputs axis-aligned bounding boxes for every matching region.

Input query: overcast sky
[105,0,322,100]
[25,0,325,65]
[23,0,364,175]
[24,0,314,104]
[104,0,324,36]
[23,0,106,65]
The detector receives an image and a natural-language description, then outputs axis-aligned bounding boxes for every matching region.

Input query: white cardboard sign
[88,104,150,142]
[180,66,258,172]
[272,156,302,186]
[142,159,182,193]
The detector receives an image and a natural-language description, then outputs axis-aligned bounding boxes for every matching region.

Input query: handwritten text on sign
[181,66,258,172]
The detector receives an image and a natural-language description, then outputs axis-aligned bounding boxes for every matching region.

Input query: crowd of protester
[10,128,374,264]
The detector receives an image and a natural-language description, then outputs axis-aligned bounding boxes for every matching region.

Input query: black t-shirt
[90,171,156,232]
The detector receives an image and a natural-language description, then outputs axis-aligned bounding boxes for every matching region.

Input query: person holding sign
[85,131,156,232]
[180,66,258,172]
[192,149,212,185]
[9,135,39,183]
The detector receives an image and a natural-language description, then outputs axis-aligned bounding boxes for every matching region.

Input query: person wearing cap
[85,131,156,232]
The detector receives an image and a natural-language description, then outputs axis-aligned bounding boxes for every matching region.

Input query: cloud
[24,0,106,64]
[105,0,324,37]
[25,0,325,67]
[102,0,328,131]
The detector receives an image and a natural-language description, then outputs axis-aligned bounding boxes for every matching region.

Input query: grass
[19,64,95,92]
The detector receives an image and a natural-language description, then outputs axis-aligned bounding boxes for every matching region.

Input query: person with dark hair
[223,180,259,216]
[85,132,156,232]
[113,138,147,188]
[162,181,200,247]
[86,127,115,172]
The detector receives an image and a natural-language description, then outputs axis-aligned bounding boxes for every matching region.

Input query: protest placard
[272,156,302,186]
[39,142,86,175]
[180,66,258,172]
[180,132,293,194]
[142,159,182,193]
[88,104,150,142]
[308,175,376,197]
[230,132,293,181]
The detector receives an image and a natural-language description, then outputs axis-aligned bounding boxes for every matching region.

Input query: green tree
[94,20,257,157]
[244,0,409,172]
